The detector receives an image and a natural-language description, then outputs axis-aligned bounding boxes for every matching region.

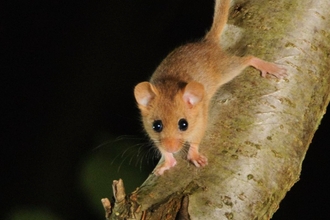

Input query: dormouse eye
[178,118,188,131]
[152,120,163,133]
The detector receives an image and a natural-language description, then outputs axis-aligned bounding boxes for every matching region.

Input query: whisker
[92,134,145,151]
[110,143,142,166]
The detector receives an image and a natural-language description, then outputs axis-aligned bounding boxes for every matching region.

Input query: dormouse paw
[260,62,287,78]
[188,153,208,168]
[250,57,287,78]
[153,155,177,176]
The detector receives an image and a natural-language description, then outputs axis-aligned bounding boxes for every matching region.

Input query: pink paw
[153,163,175,176]
[250,57,287,78]
[260,62,287,78]
[188,153,208,168]
[153,153,177,175]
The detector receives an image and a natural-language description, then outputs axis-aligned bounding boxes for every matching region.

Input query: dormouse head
[134,81,205,153]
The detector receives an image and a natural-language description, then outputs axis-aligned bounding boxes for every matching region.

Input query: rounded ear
[182,81,204,108]
[134,82,158,107]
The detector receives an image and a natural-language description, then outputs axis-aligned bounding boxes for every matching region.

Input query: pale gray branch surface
[104,0,330,219]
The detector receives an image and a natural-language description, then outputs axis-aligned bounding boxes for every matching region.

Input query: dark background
[2,0,329,219]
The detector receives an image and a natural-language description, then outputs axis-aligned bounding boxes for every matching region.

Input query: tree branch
[102,0,330,219]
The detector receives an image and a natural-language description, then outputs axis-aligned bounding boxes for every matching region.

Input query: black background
[2,0,329,219]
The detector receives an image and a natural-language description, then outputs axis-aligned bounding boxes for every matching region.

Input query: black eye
[152,120,163,133]
[178,118,188,131]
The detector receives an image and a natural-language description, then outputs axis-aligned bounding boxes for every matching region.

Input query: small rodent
[134,0,287,175]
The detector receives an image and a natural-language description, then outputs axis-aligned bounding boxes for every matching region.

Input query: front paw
[188,153,208,168]
[153,155,177,175]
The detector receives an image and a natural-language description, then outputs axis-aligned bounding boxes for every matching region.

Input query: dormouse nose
[162,138,181,153]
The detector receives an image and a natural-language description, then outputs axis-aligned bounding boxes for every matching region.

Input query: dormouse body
[134,0,286,175]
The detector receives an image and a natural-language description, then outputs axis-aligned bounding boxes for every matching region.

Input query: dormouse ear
[182,81,204,108]
[134,82,158,107]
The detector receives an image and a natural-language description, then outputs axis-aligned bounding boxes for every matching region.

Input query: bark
[102,0,330,219]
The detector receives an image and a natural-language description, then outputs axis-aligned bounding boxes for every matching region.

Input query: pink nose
[162,138,181,153]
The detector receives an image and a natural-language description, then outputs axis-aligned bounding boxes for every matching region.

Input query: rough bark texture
[102,0,330,219]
